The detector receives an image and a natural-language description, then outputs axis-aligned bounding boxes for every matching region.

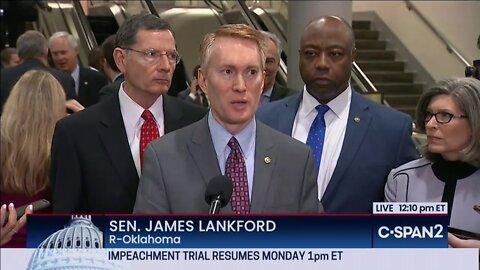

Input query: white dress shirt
[292,86,351,198]
[118,83,164,177]
[209,112,256,201]
[70,64,80,96]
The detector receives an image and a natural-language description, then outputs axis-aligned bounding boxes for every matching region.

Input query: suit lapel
[77,68,87,104]
[278,93,303,135]
[270,83,284,101]
[187,117,234,214]
[97,95,139,187]
[250,122,276,213]
[322,92,372,201]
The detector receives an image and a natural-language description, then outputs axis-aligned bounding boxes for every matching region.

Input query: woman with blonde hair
[1,70,66,247]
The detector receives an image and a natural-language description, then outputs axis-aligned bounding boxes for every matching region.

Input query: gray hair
[48,31,79,49]
[259,30,282,57]
[16,30,48,59]
[416,77,480,167]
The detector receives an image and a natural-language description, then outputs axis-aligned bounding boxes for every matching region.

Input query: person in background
[177,64,210,107]
[87,46,105,74]
[258,30,295,105]
[50,14,207,214]
[0,30,80,113]
[1,70,67,247]
[133,24,319,214]
[385,77,480,234]
[49,31,108,107]
[98,35,125,102]
[257,16,418,214]
[0,47,20,68]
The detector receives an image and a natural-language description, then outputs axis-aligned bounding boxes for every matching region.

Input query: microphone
[205,175,233,214]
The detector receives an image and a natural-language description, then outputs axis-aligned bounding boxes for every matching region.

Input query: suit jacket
[50,94,208,214]
[256,90,419,213]
[133,116,320,214]
[77,67,108,107]
[269,83,296,102]
[176,88,209,107]
[0,58,76,111]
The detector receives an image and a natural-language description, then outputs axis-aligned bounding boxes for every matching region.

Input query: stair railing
[404,0,470,67]
[352,61,390,107]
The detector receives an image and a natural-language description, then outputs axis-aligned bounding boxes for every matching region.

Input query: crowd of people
[0,14,478,248]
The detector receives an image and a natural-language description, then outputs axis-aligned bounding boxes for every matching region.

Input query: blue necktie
[306,105,330,171]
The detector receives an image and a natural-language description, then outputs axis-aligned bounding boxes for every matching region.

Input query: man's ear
[197,67,208,95]
[113,48,127,73]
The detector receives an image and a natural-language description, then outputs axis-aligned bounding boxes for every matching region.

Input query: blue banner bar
[27,214,447,249]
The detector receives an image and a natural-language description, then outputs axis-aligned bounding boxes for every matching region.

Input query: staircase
[352,20,424,118]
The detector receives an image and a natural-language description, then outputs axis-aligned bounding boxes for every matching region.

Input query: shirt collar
[71,64,80,80]
[301,84,352,119]
[208,112,256,157]
[262,87,273,98]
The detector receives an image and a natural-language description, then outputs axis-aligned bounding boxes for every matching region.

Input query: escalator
[144,0,289,89]
[37,1,290,95]
[86,3,127,45]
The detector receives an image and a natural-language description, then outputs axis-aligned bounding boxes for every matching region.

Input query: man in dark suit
[49,31,108,107]
[134,24,319,214]
[50,14,208,214]
[259,31,295,105]
[257,16,418,214]
[0,30,78,112]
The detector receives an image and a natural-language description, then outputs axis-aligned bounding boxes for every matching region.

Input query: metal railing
[404,0,470,67]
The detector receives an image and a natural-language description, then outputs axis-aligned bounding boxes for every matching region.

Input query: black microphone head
[205,175,233,207]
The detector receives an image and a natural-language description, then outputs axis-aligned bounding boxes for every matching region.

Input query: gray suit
[134,116,320,214]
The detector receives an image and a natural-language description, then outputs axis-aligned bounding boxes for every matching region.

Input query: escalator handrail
[144,0,160,17]
[251,6,287,42]
[71,0,98,50]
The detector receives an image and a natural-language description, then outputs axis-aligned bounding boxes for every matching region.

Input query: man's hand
[66,99,85,114]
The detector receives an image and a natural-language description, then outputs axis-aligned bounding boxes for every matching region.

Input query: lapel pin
[354,116,361,123]
[84,81,88,85]
[264,157,271,164]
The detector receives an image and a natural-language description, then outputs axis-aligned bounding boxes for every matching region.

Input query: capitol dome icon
[27,215,124,270]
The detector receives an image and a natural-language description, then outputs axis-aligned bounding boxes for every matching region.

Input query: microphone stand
[209,195,223,214]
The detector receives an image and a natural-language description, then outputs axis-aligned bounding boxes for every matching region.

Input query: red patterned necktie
[140,110,159,170]
[225,137,250,214]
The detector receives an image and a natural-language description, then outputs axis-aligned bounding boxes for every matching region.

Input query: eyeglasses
[122,47,180,64]
[424,111,468,124]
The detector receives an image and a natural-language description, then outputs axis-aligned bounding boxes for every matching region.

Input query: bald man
[257,16,418,214]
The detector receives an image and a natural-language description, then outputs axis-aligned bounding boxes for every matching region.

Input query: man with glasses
[50,14,208,214]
